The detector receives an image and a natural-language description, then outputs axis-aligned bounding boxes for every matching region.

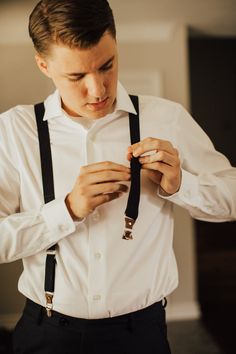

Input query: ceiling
[0,0,236,44]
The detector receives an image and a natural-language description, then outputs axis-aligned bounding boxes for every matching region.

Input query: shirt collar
[43,90,63,121]
[43,80,137,121]
[115,81,137,115]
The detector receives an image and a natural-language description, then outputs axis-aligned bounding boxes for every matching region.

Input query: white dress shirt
[0,82,236,319]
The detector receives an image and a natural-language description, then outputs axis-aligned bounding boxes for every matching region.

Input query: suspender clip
[45,292,54,317]
[122,216,135,240]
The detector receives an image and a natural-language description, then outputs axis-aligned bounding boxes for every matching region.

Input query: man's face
[36,32,118,119]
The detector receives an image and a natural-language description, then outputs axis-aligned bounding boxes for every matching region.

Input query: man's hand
[65,161,130,219]
[127,137,181,195]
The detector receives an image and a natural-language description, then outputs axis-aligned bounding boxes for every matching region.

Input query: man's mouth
[86,97,109,111]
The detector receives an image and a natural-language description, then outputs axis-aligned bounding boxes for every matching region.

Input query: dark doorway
[189,37,236,354]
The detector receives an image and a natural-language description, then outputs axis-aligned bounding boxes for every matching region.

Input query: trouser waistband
[24,298,166,331]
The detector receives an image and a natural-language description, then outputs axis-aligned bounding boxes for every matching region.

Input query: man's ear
[35,53,51,78]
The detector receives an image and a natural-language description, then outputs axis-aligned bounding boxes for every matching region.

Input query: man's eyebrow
[65,56,115,77]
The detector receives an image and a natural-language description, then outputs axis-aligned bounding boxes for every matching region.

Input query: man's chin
[87,111,109,119]
[83,106,114,119]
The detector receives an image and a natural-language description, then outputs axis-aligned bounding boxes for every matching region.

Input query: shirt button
[184,190,191,198]
[92,211,100,222]
[93,294,101,301]
[94,252,102,260]
[205,206,213,213]
[59,224,69,232]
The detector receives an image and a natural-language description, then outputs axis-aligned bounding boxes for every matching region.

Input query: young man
[0,0,235,353]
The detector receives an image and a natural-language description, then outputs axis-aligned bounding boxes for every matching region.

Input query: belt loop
[162,297,167,308]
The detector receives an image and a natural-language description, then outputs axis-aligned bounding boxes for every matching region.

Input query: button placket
[87,215,107,318]
[86,130,107,318]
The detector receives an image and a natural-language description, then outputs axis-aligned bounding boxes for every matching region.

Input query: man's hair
[28,0,116,56]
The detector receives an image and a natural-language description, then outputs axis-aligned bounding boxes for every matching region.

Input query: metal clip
[122,229,133,240]
[45,292,54,317]
[122,216,135,240]
[46,249,56,255]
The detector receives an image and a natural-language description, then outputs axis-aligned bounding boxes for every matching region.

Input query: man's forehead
[47,33,117,71]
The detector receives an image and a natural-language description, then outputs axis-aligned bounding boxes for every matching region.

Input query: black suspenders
[35,103,57,317]
[123,95,141,239]
[34,95,141,316]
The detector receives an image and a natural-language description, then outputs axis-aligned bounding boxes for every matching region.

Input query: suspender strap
[35,103,55,204]
[123,95,141,240]
[34,102,56,317]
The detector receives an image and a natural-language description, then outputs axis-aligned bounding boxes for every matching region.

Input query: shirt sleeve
[0,122,82,264]
[158,105,236,222]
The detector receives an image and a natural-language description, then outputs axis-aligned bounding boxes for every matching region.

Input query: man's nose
[86,74,106,99]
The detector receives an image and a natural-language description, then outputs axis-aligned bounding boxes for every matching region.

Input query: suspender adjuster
[122,216,135,240]
[45,292,54,317]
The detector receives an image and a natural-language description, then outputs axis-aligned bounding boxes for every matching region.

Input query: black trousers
[13,299,171,354]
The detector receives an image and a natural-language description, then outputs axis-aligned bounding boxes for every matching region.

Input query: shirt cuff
[41,197,83,240]
[157,169,200,207]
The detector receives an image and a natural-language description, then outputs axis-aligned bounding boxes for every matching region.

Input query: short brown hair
[29,0,116,56]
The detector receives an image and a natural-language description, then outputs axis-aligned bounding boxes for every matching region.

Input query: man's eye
[69,78,80,82]
[100,64,113,72]
[68,75,84,82]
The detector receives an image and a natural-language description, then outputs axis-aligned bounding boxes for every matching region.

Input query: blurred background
[0,1,235,353]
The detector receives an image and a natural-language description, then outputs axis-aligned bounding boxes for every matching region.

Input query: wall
[0,8,199,327]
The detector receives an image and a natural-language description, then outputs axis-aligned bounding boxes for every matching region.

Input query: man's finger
[88,183,129,196]
[80,161,130,175]
[92,191,124,208]
[85,170,131,185]
[128,137,175,157]
[139,151,179,167]
[142,161,174,176]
